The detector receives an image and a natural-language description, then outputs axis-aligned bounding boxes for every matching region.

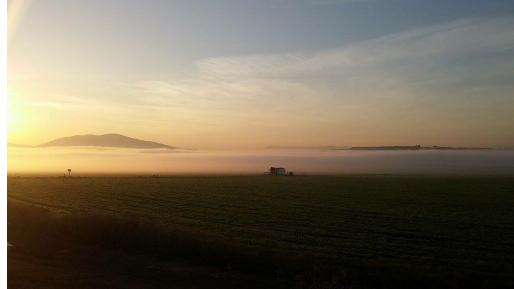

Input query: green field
[7,175,514,277]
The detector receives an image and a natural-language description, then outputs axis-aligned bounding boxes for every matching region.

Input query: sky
[7,0,514,149]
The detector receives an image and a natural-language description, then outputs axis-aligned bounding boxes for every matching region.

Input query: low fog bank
[7,147,514,175]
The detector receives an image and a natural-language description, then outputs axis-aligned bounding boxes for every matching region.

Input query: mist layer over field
[7,147,514,175]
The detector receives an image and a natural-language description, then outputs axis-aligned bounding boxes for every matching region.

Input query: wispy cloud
[127,17,514,128]
[194,17,514,82]
[26,17,514,139]
[24,94,95,109]
[123,78,320,127]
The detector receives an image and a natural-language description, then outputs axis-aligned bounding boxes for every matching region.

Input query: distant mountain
[349,145,422,151]
[38,134,176,149]
[264,145,349,150]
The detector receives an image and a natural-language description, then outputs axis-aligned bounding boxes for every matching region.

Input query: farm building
[269,167,286,175]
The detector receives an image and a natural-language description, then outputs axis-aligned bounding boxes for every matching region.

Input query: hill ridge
[36,133,176,149]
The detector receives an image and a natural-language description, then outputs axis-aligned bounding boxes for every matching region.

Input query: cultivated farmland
[7,175,514,278]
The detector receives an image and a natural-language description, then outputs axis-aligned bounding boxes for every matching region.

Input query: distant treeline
[349,145,494,151]
[265,145,495,151]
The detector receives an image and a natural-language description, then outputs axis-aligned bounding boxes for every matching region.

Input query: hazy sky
[7,0,514,149]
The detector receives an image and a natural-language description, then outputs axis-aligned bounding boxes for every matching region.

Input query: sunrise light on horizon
[7,0,514,149]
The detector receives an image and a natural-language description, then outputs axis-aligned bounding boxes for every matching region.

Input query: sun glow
[7,0,33,44]
[7,94,20,137]
[8,107,18,133]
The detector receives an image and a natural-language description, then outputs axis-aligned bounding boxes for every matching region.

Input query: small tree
[68,169,71,177]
